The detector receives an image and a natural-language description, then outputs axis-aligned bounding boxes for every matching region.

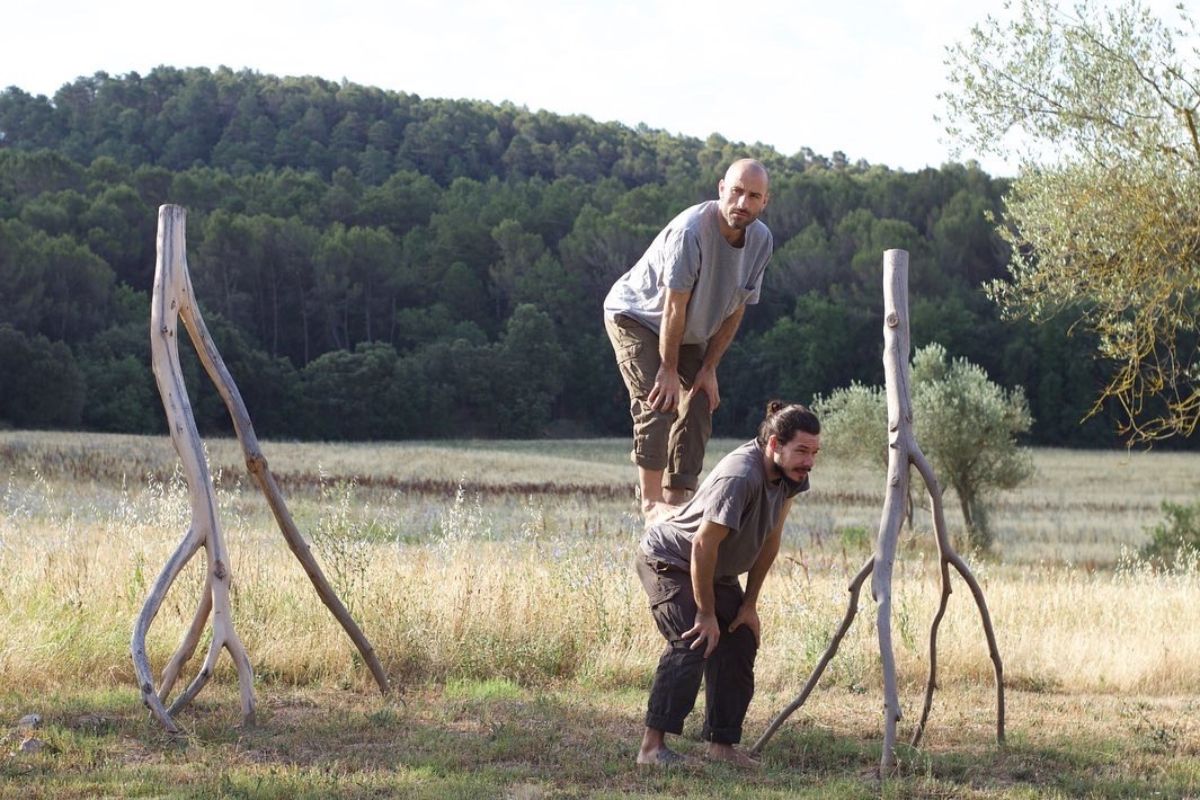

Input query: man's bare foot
[636,746,691,766]
[704,743,762,768]
[642,500,677,526]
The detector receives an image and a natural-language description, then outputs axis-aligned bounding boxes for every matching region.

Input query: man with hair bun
[634,401,821,767]
[604,159,772,521]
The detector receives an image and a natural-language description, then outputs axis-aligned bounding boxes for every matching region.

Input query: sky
[0,0,1190,177]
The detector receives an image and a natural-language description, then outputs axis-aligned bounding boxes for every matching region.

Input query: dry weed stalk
[752,249,1005,771]
[131,205,389,734]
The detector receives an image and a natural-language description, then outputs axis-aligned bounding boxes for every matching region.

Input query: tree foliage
[814,344,1034,550]
[1139,499,1200,566]
[942,0,1200,442]
[911,344,1035,550]
[810,380,889,469]
[0,324,86,428]
[0,66,1174,444]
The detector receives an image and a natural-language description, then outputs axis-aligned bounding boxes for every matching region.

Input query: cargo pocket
[636,557,683,608]
[642,561,697,643]
[616,337,644,370]
[646,568,683,609]
[612,322,657,399]
[612,318,645,367]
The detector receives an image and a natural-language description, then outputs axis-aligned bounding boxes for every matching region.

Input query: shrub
[1140,500,1200,566]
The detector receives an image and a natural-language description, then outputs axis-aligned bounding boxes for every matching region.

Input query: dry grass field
[1,430,1198,798]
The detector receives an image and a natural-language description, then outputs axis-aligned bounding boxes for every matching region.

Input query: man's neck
[761,445,781,483]
[715,208,746,248]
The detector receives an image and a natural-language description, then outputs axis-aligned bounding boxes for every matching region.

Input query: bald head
[717,159,770,239]
[724,159,769,191]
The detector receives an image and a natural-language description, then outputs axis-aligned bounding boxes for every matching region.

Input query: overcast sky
[0,0,1191,177]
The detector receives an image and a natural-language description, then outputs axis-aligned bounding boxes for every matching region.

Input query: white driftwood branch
[171,224,390,698]
[132,526,203,733]
[752,249,1005,772]
[158,572,212,703]
[874,248,914,768]
[131,204,389,734]
[750,556,874,754]
[133,204,254,730]
[909,447,1005,747]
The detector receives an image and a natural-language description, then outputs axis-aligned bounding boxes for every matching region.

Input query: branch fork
[131,205,390,735]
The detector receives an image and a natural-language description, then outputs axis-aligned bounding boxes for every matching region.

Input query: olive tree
[941,0,1200,442]
[815,343,1034,550]
[811,380,888,468]
[911,344,1034,550]
[813,379,918,529]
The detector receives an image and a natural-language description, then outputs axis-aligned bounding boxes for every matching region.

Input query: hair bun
[758,400,820,444]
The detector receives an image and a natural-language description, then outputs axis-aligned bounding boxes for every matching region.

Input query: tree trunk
[270,261,280,357]
[752,249,1004,774]
[959,492,974,547]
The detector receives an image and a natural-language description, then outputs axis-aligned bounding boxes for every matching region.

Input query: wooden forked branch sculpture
[131,204,390,734]
[751,249,1005,771]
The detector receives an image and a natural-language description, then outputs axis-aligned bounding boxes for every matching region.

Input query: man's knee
[665,405,711,486]
[661,638,709,670]
[721,625,759,667]
[630,412,675,471]
[728,623,758,648]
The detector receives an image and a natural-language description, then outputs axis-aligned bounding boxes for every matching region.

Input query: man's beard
[779,471,806,493]
[773,453,808,493]
[727,211,752,229]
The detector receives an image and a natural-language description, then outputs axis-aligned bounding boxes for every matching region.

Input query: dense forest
[0,66,1144,446]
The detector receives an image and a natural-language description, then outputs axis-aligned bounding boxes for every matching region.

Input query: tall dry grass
[1,431,1198,700]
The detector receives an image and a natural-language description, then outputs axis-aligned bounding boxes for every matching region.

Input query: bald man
[604,159,773,520]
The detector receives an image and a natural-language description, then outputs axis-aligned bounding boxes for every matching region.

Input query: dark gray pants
[635,555,758,744]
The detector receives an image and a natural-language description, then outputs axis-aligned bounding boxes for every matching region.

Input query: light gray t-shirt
[603,201,773,346]
[640,440,808,578]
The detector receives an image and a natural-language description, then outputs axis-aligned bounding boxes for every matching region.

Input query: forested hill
[0,66,1124,445]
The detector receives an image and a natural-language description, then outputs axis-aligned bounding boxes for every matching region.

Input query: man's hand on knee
[691,367,720,412]
[683,610,721,657]
[728,603,761,646]
[648,366,681,412]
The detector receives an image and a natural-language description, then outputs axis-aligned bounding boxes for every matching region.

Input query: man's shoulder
[749,218,773,248]
[709,441,765,481]
[668,201,715,233]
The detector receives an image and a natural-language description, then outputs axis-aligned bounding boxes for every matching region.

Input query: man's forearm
[742,535,779,607]
[659,290,690,370]
[743,499,790,605]
[701,304,746,371]
[691,521,727,614]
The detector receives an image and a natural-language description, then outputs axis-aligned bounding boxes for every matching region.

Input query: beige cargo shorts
[605,314,712,491]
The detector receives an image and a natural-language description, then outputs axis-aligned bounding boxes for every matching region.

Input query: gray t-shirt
[603,201,773,346]
[640,440,808,578]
